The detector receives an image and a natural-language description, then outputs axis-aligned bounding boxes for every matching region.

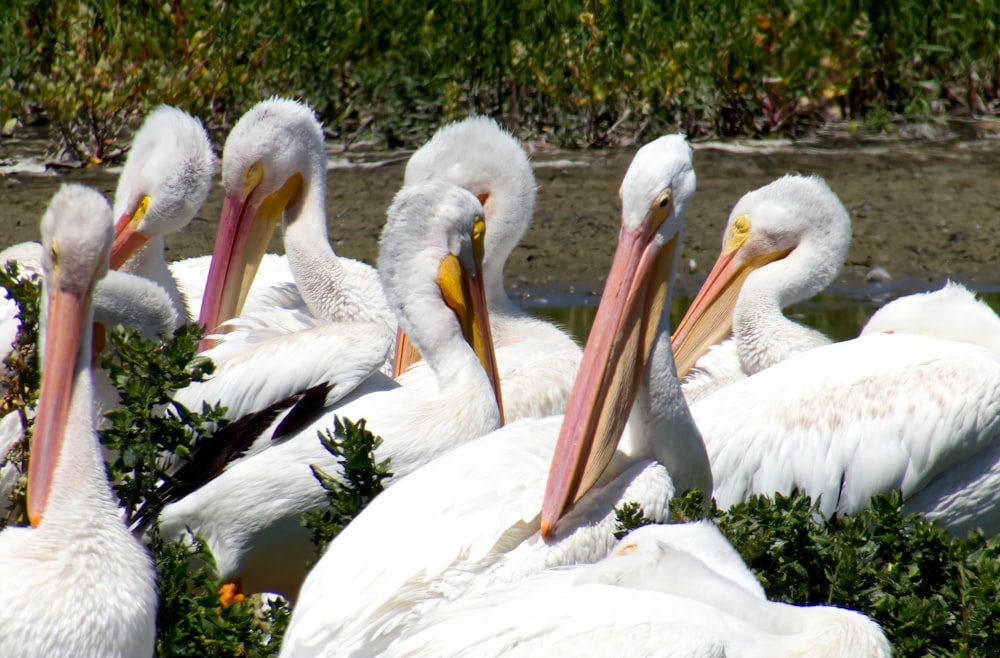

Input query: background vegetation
[2,0,999,161]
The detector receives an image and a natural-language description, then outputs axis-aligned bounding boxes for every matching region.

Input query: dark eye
[659,196,670,208]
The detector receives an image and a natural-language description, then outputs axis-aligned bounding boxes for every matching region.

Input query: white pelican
[158,180,501,598]
[0,244,179,516]
[194,97,392,343]
[165,98,399,422]
[399,116,582,421]
[383,523,889,658]
[687,310,1000,536]
[0,240,177,408]
[672,175,851,402]
[279,134,710,657]
[860,280,1000,352]
[0,184,156,657]
[110,105,215,325]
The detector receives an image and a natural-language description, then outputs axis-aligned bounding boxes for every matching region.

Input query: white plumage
[383,523,889,658]
[691,330,1000,536]
[279,134,711,657]
[400,117,582,421]
[673,175,851,402]
[111,104,215,326]
[158,180,501,599]
[860,280,1000,352]
[172,98,395,423]
[0,184,156,657]
[195,97,392,340]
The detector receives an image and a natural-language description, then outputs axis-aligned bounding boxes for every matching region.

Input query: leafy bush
[303,416,393,558]
[99,323,230,525]
[154,532,290,658]
[3,1,999,154]
[0,262,41,527]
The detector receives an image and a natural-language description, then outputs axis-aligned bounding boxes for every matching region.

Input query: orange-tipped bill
[392,326,422,378]
[670,245,791,379]
[27,285,88,526]
[437,217,504,425]
[110,197,150,269]
[541,217,679,539]
[197,172,302,351]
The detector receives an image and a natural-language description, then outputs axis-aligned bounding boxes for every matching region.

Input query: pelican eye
[649,188,673,230]
[133,195,151,223]
[613,543,639,556]
[727,214,752,251]
[244,161,264,201]
[472,215,486,266]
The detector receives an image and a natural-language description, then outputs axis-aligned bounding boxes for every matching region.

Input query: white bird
[193,97,392,344]
[279,134,711,657]
[0,184,157,657]
[688,314,1000,537]
[672,175,851,402]
[399,116,582,421]
[860,280,1000,352]
[158,180,501,599]
[109,104,215,326]
[167,98,398,423]
[0,242,180,517]
[383,523,889,658]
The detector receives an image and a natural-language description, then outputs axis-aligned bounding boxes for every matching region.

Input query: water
[529,286,1000,346]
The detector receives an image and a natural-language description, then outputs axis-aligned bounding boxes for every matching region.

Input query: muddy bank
[2,139,999,303]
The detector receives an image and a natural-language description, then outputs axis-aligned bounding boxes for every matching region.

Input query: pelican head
[198,97,324,338]
[29,184,113,526]
[541,134,696,539]
[380,180,502,418]
[671,174,850,377]
[110,105,214,269]
[404,116,535,304]
[393,117,535,379]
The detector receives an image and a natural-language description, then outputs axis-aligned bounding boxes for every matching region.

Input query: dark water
[530,287,1000,346]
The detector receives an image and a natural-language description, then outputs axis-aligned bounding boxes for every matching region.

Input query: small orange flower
[218,582,245,608]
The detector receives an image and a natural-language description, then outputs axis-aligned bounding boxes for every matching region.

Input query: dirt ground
[2,136,999,301]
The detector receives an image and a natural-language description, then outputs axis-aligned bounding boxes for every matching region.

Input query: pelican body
[0,184,156,657]
[280,134,711,657]
[691,329,1000,536]
[158,180,500,599]
[384,523,889,657]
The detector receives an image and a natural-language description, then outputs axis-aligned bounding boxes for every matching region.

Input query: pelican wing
[173,321,392,422]
[692,332,1000,534]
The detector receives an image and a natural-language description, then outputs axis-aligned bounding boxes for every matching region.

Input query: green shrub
[3,1,999,152]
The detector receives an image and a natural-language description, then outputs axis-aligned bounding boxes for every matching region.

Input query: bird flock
[1,96,998,656]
